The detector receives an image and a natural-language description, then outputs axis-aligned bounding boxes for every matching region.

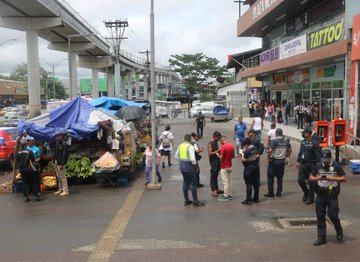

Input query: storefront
[350,13,360,141]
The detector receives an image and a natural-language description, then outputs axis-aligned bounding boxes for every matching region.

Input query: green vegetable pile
[134,152,144,165]
[41,161,56,173]
[65,157,93,178]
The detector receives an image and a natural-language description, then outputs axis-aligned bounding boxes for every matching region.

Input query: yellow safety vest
[179,142,191,160]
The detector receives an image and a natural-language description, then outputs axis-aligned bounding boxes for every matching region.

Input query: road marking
[87,175,146,262]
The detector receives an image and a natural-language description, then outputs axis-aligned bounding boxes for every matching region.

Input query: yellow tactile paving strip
[87,175,146,262]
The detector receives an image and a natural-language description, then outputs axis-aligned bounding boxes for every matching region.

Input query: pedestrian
[239,137,260,205]
[144,142,162,185]
[305,103,313,127]
[159,125,174,168]
[282,100,289,125]
[248,129,265,191]
[233,116,247,156]
[295,101,305,129]
[16,142,37,202]
[54,132,70,196]
[285,138,292,166]
[191,132,204,188]
[264,128,291,198]
[175,134,205,207]
[194,111,205,138]
[250,113,263,140]
[216,136,235,202]
[266,122,276,149]
[207,131,224,197]
[26,136,41,199]
[309,149,346,246]
[268,103,274,122]
[296,127,321,205]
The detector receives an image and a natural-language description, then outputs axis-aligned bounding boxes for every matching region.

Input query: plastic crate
[349,160,360,174]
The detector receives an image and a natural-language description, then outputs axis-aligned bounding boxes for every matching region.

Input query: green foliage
[168,53,226,94]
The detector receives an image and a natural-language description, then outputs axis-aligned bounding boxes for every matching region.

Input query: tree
[8,63,68,99]
[168,53,227,97]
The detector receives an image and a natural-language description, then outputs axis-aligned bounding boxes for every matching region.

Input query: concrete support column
[92,68,99,98]
[26,30,41,118]
[121,74,126,99]
[135,74,140,99]
[69,52,78,98]
[107,72,114,97]
[144,75,149,99]
[114,63,121,98]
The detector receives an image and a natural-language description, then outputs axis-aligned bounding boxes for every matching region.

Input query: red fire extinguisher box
[315,121,329,147]
[332,120,346,146]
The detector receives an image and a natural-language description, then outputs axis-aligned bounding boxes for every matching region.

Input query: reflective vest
[179,142,191,160]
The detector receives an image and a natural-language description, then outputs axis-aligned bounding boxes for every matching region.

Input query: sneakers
[228,196,233,200]
[211,191,218,197]
[197,183,204,188]
[193,201,205,207]
[33,196,41,202]
[276,192,281,197]
[184,200,193,206]
[24,196,30,202]
[217,196,230,202]
[54,190,63,195]
[336,228,343,241]
[59,192,69,196]
[168,162,172,167]
[264,193,275,197]
[313,239,326,246]
[305,198,314,205]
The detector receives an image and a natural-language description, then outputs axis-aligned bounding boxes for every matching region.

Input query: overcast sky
[0,0,261,79]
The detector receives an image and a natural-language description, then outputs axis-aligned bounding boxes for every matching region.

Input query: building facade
[0,79,29,107]
[236,0,360,139]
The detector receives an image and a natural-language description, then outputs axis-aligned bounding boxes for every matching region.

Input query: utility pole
[140,50,150,99]
[105,19,128,98]
[234,0,246,17]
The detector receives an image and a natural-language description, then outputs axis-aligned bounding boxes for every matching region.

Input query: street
[0,121,360,262]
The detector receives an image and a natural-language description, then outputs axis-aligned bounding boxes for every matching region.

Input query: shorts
[160,150,171,156]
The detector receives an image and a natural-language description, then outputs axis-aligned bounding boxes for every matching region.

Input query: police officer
[175,134,205,207]
[240,137,260,205]
[296,127,321,205]
[264,128,290,198]
[309,149,346,246]
[248,129,264,196]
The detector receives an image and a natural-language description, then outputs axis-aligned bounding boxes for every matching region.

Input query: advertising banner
[351,13,360,61]
[310,62,344,82]
[287,70,310,84]
[259,47,279,65]
[307,19,345,50]
[280,35,307,59]
[227,90,247,107]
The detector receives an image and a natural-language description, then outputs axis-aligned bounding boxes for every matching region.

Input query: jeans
[235,138,244,155]
[268,112,273,122]
[210,161,220,191]
[220,168,232,197]
[145,165,162,183]
[267,159,285,195]
[316,190,342,240]
[181,171,198,202]
[298,163,316,201]
[284,114,288,125]
[196,125,204,138]
[255,130,262,140]
[243,164,260,201]
[297,113,304,129]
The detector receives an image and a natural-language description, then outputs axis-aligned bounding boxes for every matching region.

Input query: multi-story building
[236,0,360,139]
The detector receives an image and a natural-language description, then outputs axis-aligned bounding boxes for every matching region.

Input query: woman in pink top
[144,142,162,185]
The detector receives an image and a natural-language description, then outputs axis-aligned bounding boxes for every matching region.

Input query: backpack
[162,133,171,148]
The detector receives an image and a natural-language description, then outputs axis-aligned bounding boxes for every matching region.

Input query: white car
[189,106,214,118]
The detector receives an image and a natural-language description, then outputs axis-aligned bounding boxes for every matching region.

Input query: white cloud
[0,0,261,78]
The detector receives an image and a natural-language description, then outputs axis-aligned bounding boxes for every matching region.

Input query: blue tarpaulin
[89,96,146,115]
[213,106,228,115]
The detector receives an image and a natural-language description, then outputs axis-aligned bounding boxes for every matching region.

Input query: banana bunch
[42,176,57,188]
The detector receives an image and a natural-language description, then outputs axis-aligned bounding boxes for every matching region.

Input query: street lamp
[68,34,93,99]
[40,58,68,100]
[0,38,18,47]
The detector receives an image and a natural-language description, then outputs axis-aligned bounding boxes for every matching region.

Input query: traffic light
[315,121,329,147]
[332,120,346,146]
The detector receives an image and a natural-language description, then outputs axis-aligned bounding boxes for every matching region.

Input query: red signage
[352,13,360,61]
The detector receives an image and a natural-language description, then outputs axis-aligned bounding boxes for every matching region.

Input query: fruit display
[42,175,57,188]
[65,157,93,179]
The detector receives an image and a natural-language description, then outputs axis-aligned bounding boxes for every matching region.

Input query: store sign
[308,0,344,25]
[310,62,344,82]
[227,90,247,107]
[272,73,286,84]
[252,0,278,20]
[307,20,345,50]
[287,70,309,84]
[280,35,307,59]
[351,13,360,61]
[259,47,279,65]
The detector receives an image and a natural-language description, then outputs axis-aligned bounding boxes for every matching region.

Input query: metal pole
[53,64,56,99]
[68,37,72,99]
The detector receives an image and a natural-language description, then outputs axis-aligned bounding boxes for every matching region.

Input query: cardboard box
[0,183,13,193]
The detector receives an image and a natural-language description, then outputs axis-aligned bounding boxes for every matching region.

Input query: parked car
[213,106,230,122]
[0,127,18,168]
[4,107,29,126]
[189,106,215,118]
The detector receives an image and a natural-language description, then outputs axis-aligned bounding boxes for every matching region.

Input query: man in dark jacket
[54,132,70,196]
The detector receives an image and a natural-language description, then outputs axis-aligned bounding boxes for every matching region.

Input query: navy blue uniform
[311,162,345,241]
[297,138,321,203]
[242,145,260,202]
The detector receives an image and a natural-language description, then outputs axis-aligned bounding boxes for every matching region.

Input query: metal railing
[345,132,360,160]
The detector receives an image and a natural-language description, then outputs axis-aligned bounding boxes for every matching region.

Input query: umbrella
[115,106,146,121]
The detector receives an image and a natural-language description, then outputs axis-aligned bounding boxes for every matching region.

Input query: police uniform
[175,140,204,207]
[265,129,290,197]
[310,150,346,245]
[297,128,321,204]
[242,142,260,204]
[251,135,264,193]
